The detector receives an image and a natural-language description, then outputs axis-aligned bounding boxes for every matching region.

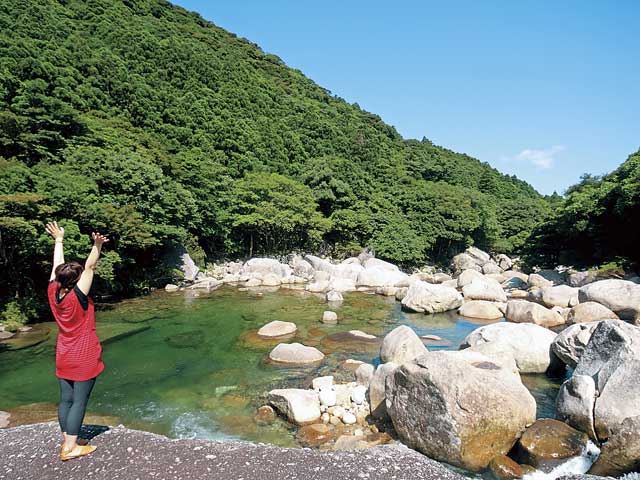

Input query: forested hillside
[0,0,549,324]
[524,150,640,269]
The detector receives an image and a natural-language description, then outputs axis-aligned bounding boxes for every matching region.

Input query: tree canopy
[0,0,553,324]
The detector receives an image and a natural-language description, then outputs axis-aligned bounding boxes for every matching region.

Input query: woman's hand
[45,221,65,241]
[91,232,110,246]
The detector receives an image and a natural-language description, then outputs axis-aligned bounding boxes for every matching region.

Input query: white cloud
[513,145,565,170]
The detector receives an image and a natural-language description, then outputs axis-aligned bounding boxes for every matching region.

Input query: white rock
[326,290,344,302]
[401,280,463,314]
[257,321,297,338]
[269,343,325,364]
[322,311,338,324]
[380,325,428,364]
[312,376,334,390]
[351,385,367,405]
[164,284,179,292]
[462,278,507,303]
[342,411,357,425]
[268,389,321,425]
[319,387,337,407]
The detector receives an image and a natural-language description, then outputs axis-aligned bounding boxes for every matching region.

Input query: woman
[45,221,109,461]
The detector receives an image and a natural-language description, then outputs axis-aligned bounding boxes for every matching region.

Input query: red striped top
[48,281,105,381]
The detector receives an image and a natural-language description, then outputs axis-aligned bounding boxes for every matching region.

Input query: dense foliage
[524,150,640,270]
[0,0,549,323]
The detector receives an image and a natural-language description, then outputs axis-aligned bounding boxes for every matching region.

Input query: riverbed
[0,285,562,448]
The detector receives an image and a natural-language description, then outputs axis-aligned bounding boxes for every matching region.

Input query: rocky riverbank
[171,247,640,478]
[0,422,466,480]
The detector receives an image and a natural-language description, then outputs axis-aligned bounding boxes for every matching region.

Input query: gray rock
[568,270,598,288]
[242,258,291,278]
[574,320,640,441]
[466,246,491,265]
[369,362,398,419]
[528,273,555,288]
[495,254,513,271]
[451,253,482,274]
[385,350,536,472]
[556,375,597,441]
[461,322,558,373]
[401,281,463,314]
[579,279,640,322]
[552,322,600,368]
[589,415,640,477]
[380,325,428,364]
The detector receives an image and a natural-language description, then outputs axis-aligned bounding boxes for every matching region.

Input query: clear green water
[0,286,561,446]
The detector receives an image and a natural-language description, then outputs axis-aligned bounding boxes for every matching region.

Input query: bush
[1,299,37,332]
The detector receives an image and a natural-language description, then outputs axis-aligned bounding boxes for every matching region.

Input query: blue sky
[173,0,640,195]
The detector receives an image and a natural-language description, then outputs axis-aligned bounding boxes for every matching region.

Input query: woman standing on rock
[45,221,108,461]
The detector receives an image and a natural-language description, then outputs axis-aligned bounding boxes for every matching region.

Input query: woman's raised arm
[45,221,65,282]
[76,232,109,295]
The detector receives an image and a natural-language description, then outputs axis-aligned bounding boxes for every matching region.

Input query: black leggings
[58,377,97,436]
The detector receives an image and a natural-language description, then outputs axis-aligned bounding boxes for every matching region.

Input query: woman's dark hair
[55,261,84,290]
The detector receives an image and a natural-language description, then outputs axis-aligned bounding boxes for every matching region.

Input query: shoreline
[0,422,466,480]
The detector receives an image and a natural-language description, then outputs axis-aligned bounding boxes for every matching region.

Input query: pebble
[342,411,357,425]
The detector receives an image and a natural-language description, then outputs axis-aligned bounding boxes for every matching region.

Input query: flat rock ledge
[0,422,465,480]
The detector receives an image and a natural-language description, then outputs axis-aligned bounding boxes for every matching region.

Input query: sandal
[60,444,97,461]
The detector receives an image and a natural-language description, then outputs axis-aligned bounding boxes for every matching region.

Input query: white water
[523,441,601,480]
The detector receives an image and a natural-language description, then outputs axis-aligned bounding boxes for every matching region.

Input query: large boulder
[556,375,597,440]
[466,246,491,265]
[362,258,399,271]
[512,419,589,472]
[528,273,554,288]
[379,325,428,364]
[495,254,513,271]
[368,362,398,419]
[452,253,482,274]
[540,285,580,308]
[165,244,199,281]
[567,302,618,325]
[482,262,503,275]
[505,300,565,328]
[242,258,291,278]
[401,281,463,314]
[578,279,640,322]
[457,269,486,288]
[268,389,321,425]
[461,322,558,374]
[269,343,325,364]
[356,268,408,288]
[326,277,357,292]
[589,415,640,477]
[458,300,504,320]
[568,270,598,288]
[462,278,507,303]
[290,255,314,278]
[556,320,640,445]
[574,320,640,441]
[332,263,364,282]
[551,323,600,368]
[385,350,536,472]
